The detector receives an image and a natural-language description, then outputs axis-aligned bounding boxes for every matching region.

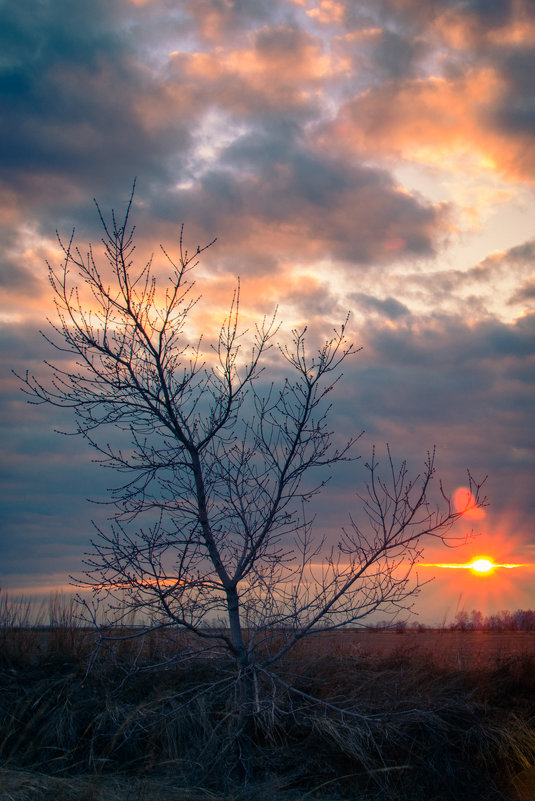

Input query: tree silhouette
[18,185,485,774]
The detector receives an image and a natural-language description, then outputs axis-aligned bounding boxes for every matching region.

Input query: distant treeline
[370,609,535,632]
[449,608,535,632]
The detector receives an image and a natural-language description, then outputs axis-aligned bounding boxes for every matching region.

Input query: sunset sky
[1,0,535,624]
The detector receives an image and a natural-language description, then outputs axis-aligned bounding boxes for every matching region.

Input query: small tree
[19,186,485,772]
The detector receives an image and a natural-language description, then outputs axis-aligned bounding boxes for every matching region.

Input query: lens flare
[452,486,485,520]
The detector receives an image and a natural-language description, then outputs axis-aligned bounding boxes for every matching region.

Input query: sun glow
[421,556,526,575]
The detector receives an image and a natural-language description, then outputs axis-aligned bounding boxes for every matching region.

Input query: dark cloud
[154,130,445,266]
[372,29,429,79]
[363,312,535,367]
[341,27,431,85]
[358,0,519,32]
[351,293,411,319]
[430,0,516,33]
[0,232,40,295]
[284,281,345,322]
[0,0,192,199]
[510,280,535,304]
[340,314,535,527]
[504,239,535,263]
[493,47,535,136]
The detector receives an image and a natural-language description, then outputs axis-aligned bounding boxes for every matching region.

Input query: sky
[1,0,535,624]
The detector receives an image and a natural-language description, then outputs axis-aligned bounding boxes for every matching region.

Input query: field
[2,618,535,801]
[317,628,535,668]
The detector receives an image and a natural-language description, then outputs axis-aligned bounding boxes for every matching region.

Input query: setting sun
[470,558,494,574]
[420,556,527,574]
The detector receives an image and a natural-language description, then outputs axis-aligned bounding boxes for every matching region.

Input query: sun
[420,556,526,573]
[470,558,494,575]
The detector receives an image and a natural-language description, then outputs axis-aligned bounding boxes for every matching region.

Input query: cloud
[0,0,194,202]
[325,67,535,181]
[321,2,535,184]
[147,129,448,274]
[0,229,40,295]
[351,293,411,319]
[510,279,535,304]
[492,46,535,136]
[166,21,338,128]
[359,0,520,43]
[354,235,535,322]
[340,313,535,528]
[184,0,276,43]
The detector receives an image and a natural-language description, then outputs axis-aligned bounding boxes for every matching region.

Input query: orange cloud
[429,0,535,50]
[306,1,345,25]
[381,0,535,49]
[326,67,535,183]
[172,24,337,114]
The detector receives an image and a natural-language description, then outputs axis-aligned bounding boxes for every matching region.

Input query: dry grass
[0,767,232,801]
[2,593,535,800]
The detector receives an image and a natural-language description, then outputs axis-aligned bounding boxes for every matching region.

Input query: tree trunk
[226,585,249,668]
[226,586,256,781]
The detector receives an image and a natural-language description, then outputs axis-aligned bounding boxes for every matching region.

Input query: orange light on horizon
[420,556,528,576]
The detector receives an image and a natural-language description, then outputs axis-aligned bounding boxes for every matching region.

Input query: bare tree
[18,186,485,762]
